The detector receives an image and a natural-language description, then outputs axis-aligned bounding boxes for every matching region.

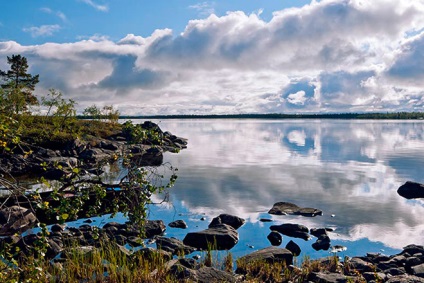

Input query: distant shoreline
[78,112,424,120]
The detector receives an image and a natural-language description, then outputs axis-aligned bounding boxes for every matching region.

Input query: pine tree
[0,54,39,114]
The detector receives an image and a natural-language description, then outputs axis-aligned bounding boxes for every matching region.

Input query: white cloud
[79,0,108,12]
[3,0,424,114]
[188,2,215,17]
[22,25,61,37]
[40,7,67,22]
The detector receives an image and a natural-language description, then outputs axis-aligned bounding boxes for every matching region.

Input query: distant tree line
[119,112,424,120]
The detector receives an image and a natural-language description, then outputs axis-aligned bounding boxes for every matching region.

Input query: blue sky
[1,0,424,115]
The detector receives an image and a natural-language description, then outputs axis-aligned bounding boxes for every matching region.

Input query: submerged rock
[268,202,322,217]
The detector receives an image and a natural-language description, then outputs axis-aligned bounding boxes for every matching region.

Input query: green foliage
[83,104,120,123]
[122,121,162,145]
[0,54,39,115]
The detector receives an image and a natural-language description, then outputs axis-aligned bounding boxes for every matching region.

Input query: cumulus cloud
[2,0,424,114]
[22,25,61,37]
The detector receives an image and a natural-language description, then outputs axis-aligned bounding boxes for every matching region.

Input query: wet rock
[183,224,239,250]
[168,220,188,229]
[46,239,63,259]
[268,202,322,217]
[286,240,301,256]
[260,218,273,222]
[267,231,282,246]
[156,236,196,256]
[269,223,310,240]
[397,181,424,199]
[0,206,38,235]
[209,214,245,230]
[144,220,166,238]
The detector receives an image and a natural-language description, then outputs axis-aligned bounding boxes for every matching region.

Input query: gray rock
[309,271,349,283]
[397,181,424,199]
[143,220,166,238]
[386,275,424,283]
[194,267,236,283]
[168,220,188,229]
[412,263,424,277]
[156,236,195,255]
[0,206,38,235]
[347,257,374,272]
[209,214,245,230]
[268,202,322,217]
[269,223,310,240]
[134,247,172,262]
[183,224,238,250]
[267,231,282,246]
[237,247,293,268]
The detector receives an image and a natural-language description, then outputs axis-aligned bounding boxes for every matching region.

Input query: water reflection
[143,119,424,252]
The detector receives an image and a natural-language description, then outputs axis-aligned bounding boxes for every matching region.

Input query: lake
[98,119,424,260]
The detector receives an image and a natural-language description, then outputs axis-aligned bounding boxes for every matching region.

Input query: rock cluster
[0,121,187,180]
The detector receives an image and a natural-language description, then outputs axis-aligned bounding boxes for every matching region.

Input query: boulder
[0,206,38,235]
[397,181,424,199]
[168,220,188,229]
[155,236,195,255]
[312,235,331,251]
[268,202,322,217]
[144,220,167,238]
[236,247,293,270]
[208,214,245,230]
[309,271,350,283]
[411,263,424,277]
[269,223,310,240]
[183,224,239,250]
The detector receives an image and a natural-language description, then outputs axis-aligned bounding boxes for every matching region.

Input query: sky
[1,0,424,115]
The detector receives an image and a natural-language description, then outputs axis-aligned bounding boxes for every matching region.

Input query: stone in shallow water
[267,231,282,246]
[168,220,188,229]
[183,224,239,250]
[268,202,322,217]
[209,214,245,230]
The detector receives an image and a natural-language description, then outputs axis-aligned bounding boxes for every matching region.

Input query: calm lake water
[94,119,424,260]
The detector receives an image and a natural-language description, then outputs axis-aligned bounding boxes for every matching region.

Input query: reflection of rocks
[397,181,424,199]
[268,202,323,217]
[269,223,310,240]
[183,224,239,250]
